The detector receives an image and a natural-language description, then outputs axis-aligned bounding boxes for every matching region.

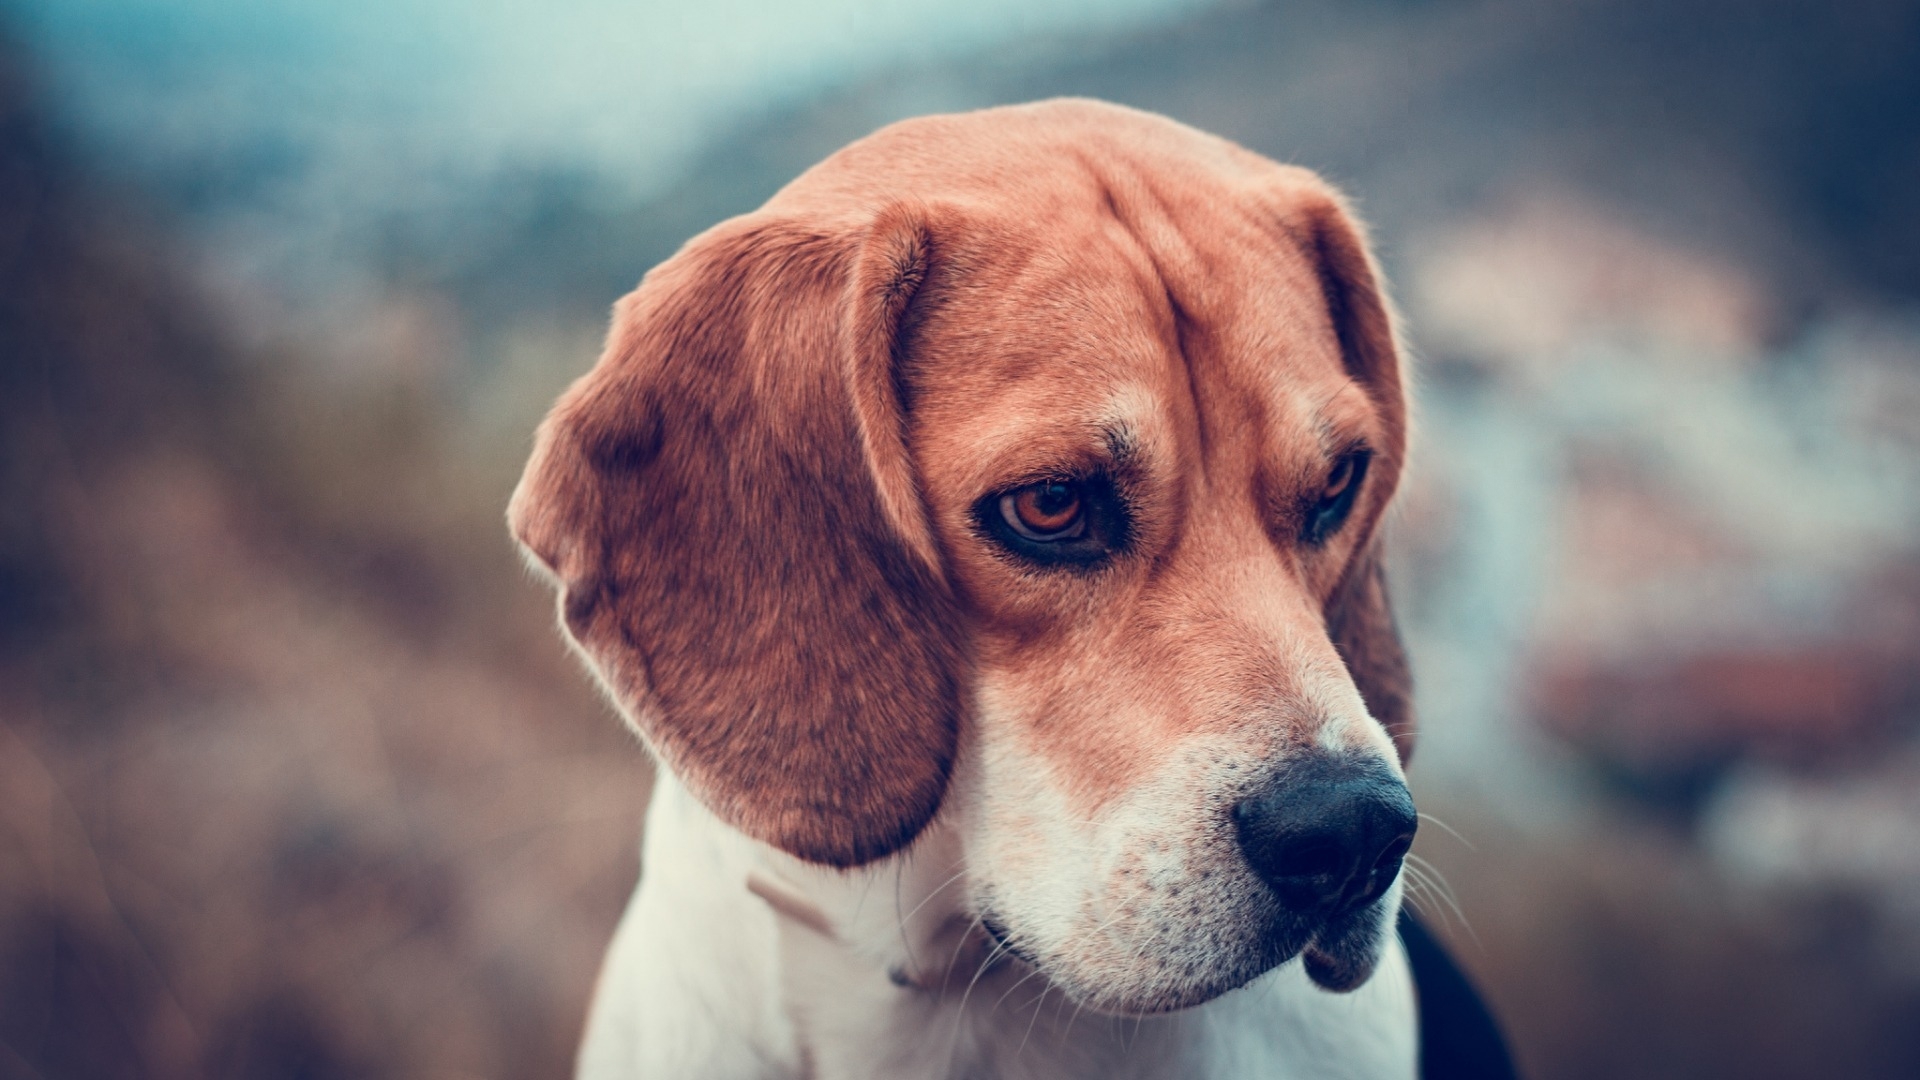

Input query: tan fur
[510,98,1412,880]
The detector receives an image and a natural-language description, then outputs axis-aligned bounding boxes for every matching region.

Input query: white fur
[577,773,1416,1080]
[955,626,1407,1016]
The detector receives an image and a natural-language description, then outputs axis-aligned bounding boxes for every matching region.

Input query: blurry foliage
[0,31,645,1080]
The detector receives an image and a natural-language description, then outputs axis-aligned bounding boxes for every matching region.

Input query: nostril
[1353,832,1415,907]
[1274,840,1347,881]
[1374,833,1414,875]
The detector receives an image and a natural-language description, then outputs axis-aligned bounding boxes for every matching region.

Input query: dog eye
[1304,450,1370,545]
[1000,482,1086,541]
[1325,456,1358,501]
[977,473,1128,568]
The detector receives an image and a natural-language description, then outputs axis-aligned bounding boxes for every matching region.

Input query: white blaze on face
[958,642,1406,1014]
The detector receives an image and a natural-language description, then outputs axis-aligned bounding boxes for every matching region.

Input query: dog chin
[1046,965,1273,1017]
[979,913,1256,1016]
[989,901,1395,1016]
[1301,900,1395,993]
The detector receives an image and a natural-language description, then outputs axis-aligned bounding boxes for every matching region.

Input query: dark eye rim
[1303,447,1372,546]
[975,472,1130,570]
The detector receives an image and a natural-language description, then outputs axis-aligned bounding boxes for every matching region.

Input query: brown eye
[1303,449,1370,546]
[1324,455,1357,501]
[1001,482,1086,541]
[977,471,1129,568]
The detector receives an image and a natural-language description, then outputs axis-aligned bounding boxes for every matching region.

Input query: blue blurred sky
[8,0,1219,200]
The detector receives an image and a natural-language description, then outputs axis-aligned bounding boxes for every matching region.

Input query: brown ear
[1327,541,1414,763]
[1304,192,1417,764]
[508,204,965,866]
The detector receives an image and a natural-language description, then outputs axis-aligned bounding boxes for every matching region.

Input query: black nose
[1233,755,1417,918]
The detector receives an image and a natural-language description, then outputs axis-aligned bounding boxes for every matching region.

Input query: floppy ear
[1304,193,1417,764]
[1327,541,1414,764]
[508,204,965,867]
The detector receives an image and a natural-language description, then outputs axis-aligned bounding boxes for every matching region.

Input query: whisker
[1401,869,1442,923]
[892,863,970,985]
[1400,861,1441,914]
[1061,994,1091,1047]
[1404,853,1460,911]
[1416,812,1475,851]
[1404,853,1476,945]
[1014,981,1055,1061]
[1402,863,1463,940]
[991,964,1046,1013]
[1049,984,1073,1034]
[955,930,1016,1030]
[898,864,970,931]
[948,934,1014,1072]
[943,911,987,989]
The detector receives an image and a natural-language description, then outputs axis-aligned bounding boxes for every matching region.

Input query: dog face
[511,100,1415,1015]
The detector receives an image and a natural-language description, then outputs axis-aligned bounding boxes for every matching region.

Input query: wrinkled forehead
[903,203,1376,490]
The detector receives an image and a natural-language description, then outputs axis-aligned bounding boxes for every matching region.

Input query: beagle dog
[512,99,1426,1079]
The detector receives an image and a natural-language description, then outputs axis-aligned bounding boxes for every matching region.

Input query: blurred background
[2,0,1918,1076]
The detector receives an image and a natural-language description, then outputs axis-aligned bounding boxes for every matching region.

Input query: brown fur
[510,99,1413,867]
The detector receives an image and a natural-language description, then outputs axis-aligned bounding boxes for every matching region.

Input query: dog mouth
[979,911,1040,967]
[1238,894,1395,995]
[977,893,1394,1013]
[1298,898,1393,992]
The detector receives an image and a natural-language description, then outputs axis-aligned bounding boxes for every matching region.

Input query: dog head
[511,99,1415,1014]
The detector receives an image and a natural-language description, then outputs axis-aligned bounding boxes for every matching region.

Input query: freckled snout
[1233,756,1417,920]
